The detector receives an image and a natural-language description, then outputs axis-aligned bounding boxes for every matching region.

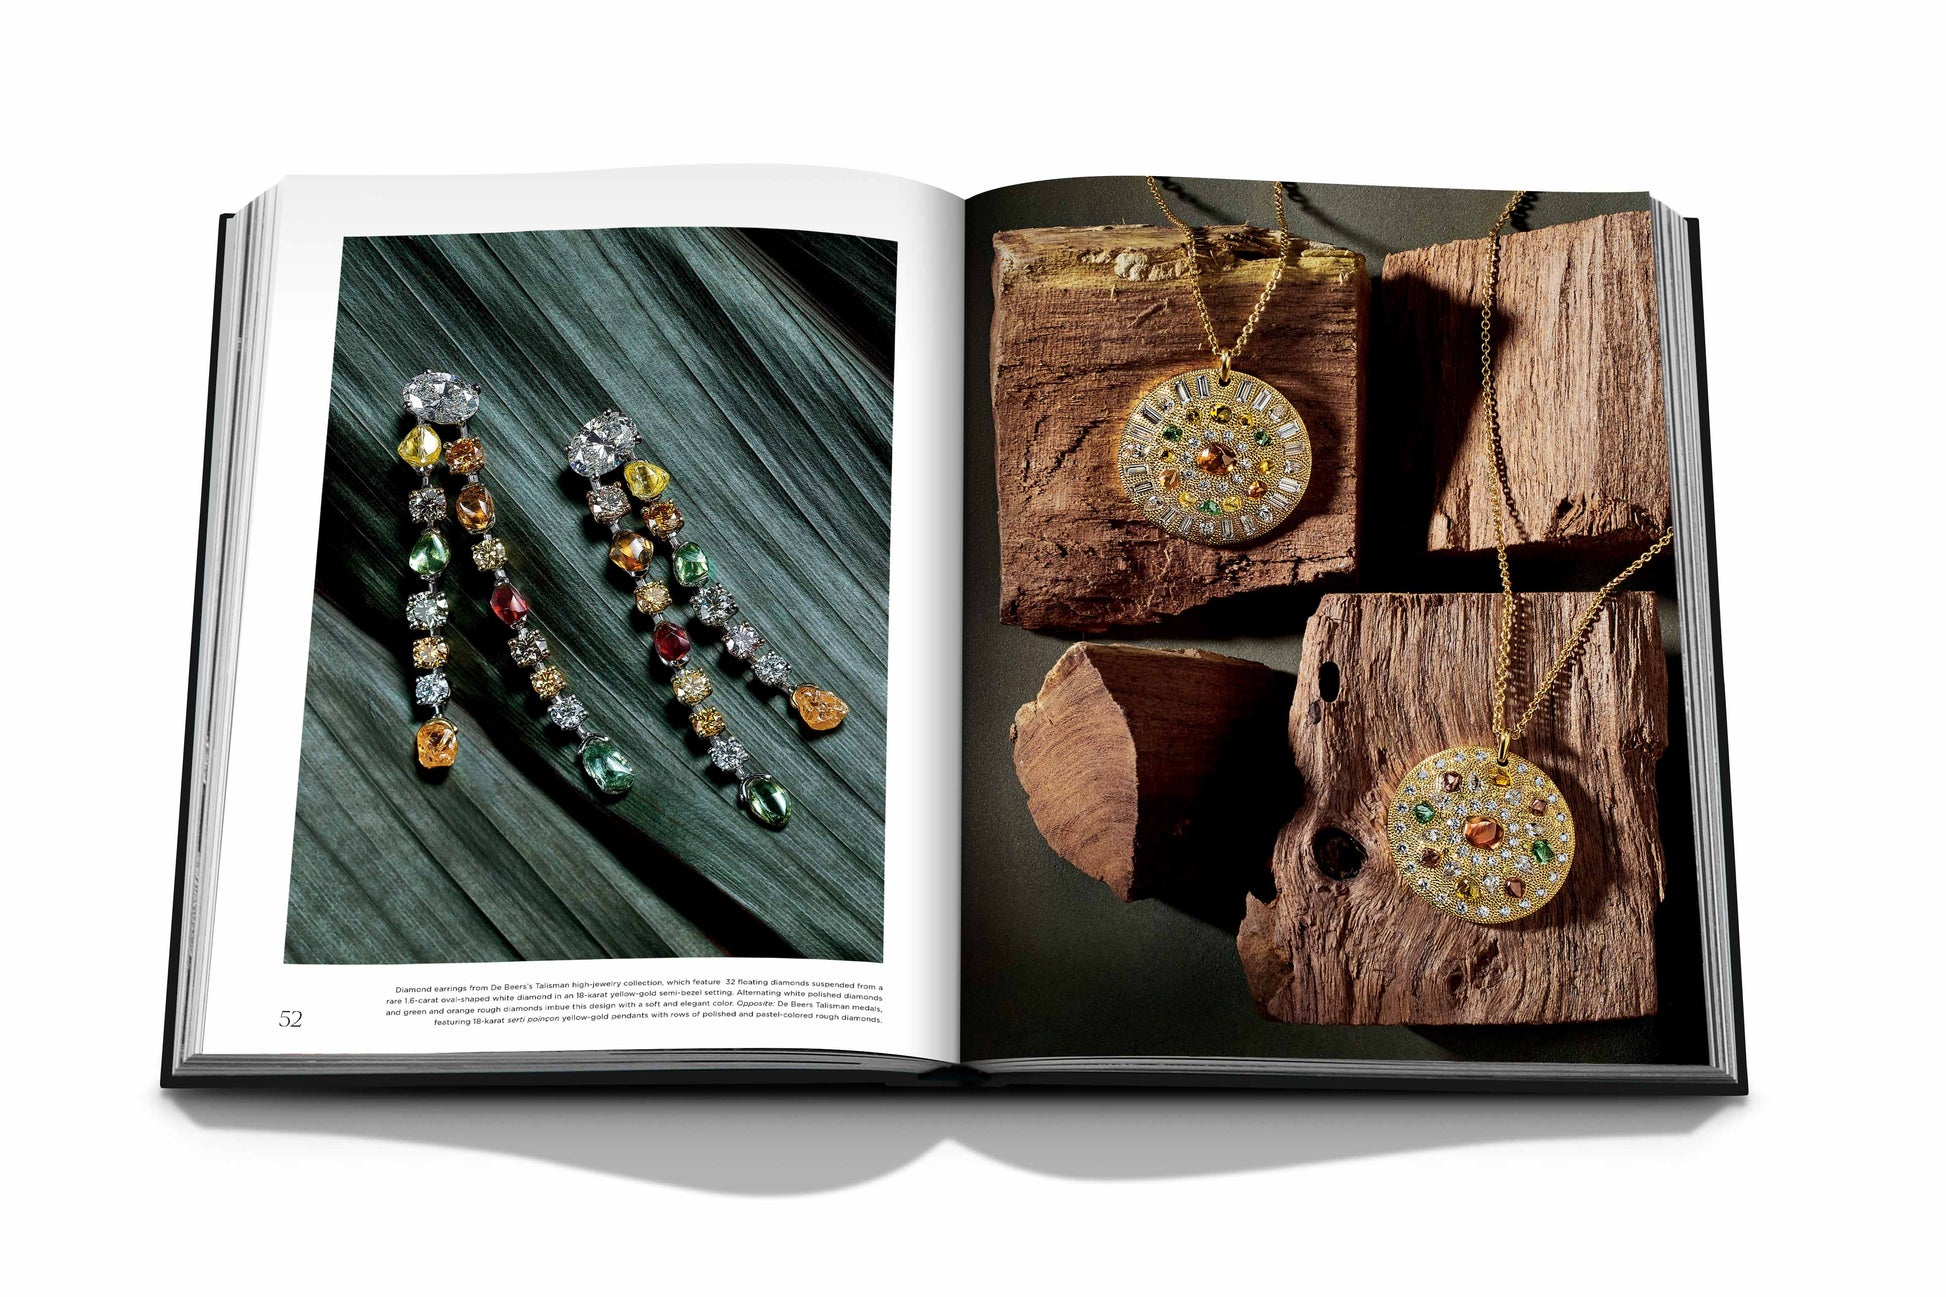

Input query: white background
[3,2,1936,1293]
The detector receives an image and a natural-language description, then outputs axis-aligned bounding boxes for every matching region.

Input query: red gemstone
[490,583,530,626]
[653,621,692,665]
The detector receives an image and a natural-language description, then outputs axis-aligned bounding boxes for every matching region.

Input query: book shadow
[167,1087,1729,1194]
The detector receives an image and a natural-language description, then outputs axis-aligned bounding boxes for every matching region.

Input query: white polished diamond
[752,652,791,687]
[547,693,589,730]
[708,734,748,772]
[690,582,737,627]
[724,622,763,660]
[414,671,451,706]
[565,409,639,478]
[402,371,480,424]
[405,590,448,630]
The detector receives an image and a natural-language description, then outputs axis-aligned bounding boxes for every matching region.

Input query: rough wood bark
[1239,592,1668,1024]
[1381,210,1671,556]
[992,225,1365,630]
[1012,644,1295,912]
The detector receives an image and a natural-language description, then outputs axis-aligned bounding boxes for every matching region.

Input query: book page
[183,166,962,1070]
[958,177,1722,1078]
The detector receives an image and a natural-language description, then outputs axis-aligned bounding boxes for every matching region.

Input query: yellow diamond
[530,665,567,698]
[634,580,672,614]
[623,460,671,501]
[1455,876,1482,902]
[397,424,442,468]
[671,667,713,705]
[1257,458,1275,474]
[689,705,727,737]
[1220,495,1242,513]
[1177,490,1198,508]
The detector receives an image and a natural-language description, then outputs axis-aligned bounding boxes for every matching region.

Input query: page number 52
[278,1010,303,1027]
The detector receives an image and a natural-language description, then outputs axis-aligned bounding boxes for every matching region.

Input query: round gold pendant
[1117,367,1311,546]
[1385,745,1577,925]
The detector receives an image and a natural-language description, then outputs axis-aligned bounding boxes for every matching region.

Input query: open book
[165,166,1744,1091]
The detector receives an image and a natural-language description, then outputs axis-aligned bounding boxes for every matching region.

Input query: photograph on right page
[960,178,1716,1069]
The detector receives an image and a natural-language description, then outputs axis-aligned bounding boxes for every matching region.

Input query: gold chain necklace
[1114,178,1314,546]
[1384,190,1675,925]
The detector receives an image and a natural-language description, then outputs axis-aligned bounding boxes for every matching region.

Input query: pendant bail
[1217,350,1233,386]
[1494,732,1511,765]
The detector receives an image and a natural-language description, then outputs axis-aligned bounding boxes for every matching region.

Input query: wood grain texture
[1381,210,1670,556]
[1010,644,1294,905]
[991,225,1365,630]
[296,227,893,964]
[1240,592,1667,1024]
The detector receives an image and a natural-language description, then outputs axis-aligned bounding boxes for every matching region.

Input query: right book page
[958,177,1725,1082]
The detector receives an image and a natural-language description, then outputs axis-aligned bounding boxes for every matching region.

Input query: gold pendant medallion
[1117,366,1312,546]
[1385,745,1577,925]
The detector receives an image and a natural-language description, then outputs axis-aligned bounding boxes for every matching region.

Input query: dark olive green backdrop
[288,226,894,964]
[960,179,1708,1065]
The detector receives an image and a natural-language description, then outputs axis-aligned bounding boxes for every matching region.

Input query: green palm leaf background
[288,226,894,964]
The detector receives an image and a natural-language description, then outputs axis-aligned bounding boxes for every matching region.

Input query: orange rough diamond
[792,685,849,731]
[415,718,459,768]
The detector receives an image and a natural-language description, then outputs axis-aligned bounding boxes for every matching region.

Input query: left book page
[168,166,965,1081]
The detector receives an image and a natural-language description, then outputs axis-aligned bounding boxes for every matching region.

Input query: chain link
[1480,190,1676,748]
[1145,177,1292,367]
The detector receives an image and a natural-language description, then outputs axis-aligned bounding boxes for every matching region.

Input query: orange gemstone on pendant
[608,530,654,574]
[1463,816,1503,849]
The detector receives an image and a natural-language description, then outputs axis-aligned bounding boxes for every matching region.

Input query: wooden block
[1011,644,1295,914]
[1238,592,1668,1024]
[992,225,1366,631]
[1381,210,1671,556]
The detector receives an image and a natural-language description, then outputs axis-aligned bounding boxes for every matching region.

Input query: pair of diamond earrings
[394,370,847,830]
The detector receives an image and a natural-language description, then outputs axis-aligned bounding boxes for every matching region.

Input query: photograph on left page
[286,225,894,965]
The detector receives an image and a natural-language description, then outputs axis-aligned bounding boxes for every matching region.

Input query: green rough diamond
[672,542,710,587]
[580,738,635,795]
[1197,500,1222,516]
[745,775,792,829]
[1162,425,1184,441]
[407,531,451,576]
[1254,428,1274,446]
[1532,839,1556,864]
[1412,802,1436,824]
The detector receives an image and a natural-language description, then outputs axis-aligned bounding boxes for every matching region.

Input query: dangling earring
[396,371,636,796]
[564,408,842,828]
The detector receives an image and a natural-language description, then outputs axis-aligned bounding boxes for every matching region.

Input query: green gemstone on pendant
[1532,838,1556,864]
[1254,428,1273,446]
[1162,425,1183,441]
[744,775,791,828]
[407,531,451,576]
[1412,802,1436,824]
[672,542,710,587]
[1197,499,1222,516]
[580,738,634,795]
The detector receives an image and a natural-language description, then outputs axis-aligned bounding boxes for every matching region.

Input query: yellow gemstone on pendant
[1454,876,1482,902]
[1257,458,1275,475]
[397,424,442,468]
[671,666,713,705]
[623,460,671,501]
[1491,770,1513,787]
[1247,480,1268,499]
[689,705,727,737]
[530,664,567,698]
[1220,495,1242,513]
[1177,490,1198,508]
